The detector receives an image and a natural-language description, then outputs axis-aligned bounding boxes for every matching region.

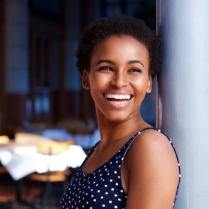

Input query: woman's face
[82,35,152,122]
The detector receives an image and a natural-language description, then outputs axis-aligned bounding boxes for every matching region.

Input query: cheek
[88,77,102,99]
[132,76,150,90]
[89,73,109,90]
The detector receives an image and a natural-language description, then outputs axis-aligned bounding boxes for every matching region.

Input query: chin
[104,113,131,123]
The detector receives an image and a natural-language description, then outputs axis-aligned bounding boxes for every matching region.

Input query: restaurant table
[0,141,87,181]
[0,140,87,207]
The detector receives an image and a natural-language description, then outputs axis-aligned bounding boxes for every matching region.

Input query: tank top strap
[121,127,181,206]
[138,127,180,163]
[121,127,178,160]
[79,141,100,168]
[119,127,158,158]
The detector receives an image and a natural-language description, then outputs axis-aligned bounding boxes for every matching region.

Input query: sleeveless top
[60,128,181,209]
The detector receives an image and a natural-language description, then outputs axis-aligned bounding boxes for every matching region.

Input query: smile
[104,94,132,102]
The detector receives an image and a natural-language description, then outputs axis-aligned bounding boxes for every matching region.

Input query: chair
[25,139,75,208]
[57,117,94,134]
[0,135,17,207]
[36,139,75,154]
[14,132,49,144]
[0,135,9,144]
[0,135,10,174]
[0,185,16,207]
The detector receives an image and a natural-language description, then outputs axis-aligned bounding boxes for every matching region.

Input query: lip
[102,90,133,109]
[103,90,132,95]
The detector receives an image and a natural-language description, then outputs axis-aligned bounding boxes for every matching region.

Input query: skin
[82,35,179,209]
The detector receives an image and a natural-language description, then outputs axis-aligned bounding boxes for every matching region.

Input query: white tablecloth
[0,143,86,181]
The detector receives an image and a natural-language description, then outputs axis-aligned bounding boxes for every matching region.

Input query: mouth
[104,94,132,102]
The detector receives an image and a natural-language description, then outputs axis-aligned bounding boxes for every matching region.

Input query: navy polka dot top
[60,128,181,209]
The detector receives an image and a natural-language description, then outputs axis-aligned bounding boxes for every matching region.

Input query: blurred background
[0,0,156,208]
[0,0,156,138]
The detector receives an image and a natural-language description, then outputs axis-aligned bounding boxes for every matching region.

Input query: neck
[96,110,150,150]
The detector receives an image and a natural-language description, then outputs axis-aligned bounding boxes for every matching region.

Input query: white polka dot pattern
[60,128,180,209]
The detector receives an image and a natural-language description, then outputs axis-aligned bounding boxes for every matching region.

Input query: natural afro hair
[76,15,161,78]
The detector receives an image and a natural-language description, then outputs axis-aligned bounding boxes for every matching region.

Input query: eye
[129,68,141,73]
[99,66,113,71]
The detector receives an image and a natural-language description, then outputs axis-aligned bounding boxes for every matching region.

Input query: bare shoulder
[125,129,179,209]
[128,129,178,166]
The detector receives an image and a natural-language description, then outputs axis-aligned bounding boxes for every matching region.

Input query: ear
[82,70,90,89]
[146,76,152,93]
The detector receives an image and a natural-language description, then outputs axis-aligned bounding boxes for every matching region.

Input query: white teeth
[105,94,131,100]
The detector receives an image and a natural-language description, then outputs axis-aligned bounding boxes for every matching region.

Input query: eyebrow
[95,59,144,67]
[96,60,115,66]
[128,60,144,67]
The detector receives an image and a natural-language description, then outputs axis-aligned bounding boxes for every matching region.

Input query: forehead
[90,35,149,66]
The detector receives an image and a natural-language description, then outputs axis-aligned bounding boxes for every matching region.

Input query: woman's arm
[125,130,179,209]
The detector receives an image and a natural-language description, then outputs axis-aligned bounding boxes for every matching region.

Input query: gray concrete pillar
[156,0,209,208]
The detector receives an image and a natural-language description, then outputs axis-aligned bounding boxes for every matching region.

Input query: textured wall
[157,0,209,208]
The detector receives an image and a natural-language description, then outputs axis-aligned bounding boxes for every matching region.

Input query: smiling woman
[60,15,180,209]
[83,35,151,122]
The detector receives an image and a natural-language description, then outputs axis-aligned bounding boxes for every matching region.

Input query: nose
[110,71,128,89]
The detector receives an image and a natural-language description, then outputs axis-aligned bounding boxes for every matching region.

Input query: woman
[61,15,180,209]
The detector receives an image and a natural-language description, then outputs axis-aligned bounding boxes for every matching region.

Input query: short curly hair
[76,15,161,78]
